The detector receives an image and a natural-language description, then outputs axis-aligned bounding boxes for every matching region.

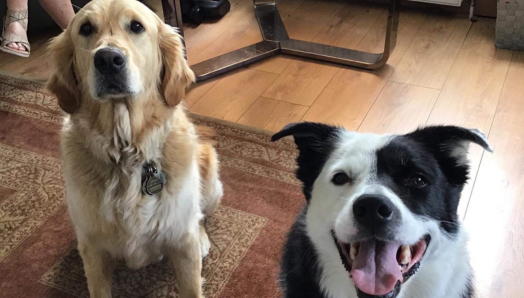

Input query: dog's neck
[73,93,177,223]
[109,100,139,169]
[78,92,174,169]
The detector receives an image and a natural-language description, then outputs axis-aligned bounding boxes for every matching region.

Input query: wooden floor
[1,0,523,296]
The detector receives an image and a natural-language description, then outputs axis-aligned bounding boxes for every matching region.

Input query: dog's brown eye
[332,172,350,186]
[79,22,93,36]
[130,21,144,34]
[407,175,428,188]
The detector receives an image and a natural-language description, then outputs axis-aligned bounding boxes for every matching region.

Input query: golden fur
[47,1,222,297]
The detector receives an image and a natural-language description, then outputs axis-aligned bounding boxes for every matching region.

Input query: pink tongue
[350,239,403,296]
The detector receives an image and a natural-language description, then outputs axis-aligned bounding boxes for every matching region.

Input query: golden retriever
[46,0,223,297]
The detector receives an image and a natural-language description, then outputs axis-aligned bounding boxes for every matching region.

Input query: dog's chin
[89,72,140,101]
[95,83,136,100]
[332,231,431,298]
[355,282,401,298]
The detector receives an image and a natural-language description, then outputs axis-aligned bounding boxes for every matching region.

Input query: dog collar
[141,162,167,196]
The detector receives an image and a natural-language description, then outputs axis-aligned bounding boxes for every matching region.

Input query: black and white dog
[272,123,492,298]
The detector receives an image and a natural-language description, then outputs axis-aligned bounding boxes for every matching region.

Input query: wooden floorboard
[248,55,297,74]
[425,19,512,218]
[262,59,339,106]
[258,0,371,107]
[310,1,384,48]
[390,13,472,89]
[189,11,262,65]
[184,0,253,64]
[302,9,427,129]
[465,52,524,298]
[184,78,221,108]
[190,69,278,121]
[358,81,439,134]
[237,97,308,131]
[283,0,345,42]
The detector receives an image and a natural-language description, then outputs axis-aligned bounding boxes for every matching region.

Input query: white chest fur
[61,103,203,269]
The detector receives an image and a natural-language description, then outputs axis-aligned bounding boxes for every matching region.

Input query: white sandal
[0,9,30,58]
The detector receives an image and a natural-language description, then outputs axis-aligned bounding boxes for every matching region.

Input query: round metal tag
[143,176,164,195]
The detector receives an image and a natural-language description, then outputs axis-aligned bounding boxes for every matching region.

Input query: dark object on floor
[180,0,230,25]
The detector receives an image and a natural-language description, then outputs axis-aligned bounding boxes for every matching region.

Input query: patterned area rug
[0,74,304,298]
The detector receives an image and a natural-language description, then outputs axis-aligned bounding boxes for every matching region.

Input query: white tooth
[399,245,411,265]
[350,243,359,260]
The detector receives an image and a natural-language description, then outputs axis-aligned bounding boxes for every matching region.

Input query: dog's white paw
[200,235,211,258]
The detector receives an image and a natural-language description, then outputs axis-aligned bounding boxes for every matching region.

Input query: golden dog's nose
[94,47,126,75]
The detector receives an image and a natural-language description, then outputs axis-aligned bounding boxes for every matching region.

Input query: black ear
[272,122,341,201]
[405,125,493,185]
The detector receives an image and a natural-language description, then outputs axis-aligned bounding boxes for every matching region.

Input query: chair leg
[161,0,185,35]
[188,0,401,81]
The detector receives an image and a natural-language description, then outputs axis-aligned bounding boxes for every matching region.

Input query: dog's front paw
[200,234,211,258]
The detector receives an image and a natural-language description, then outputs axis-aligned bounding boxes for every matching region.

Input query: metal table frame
[164,0,401,82]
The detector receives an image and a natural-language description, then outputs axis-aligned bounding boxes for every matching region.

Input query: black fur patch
[376,126,491,235]
[280,208,325,298]
[404,126,491,186]
[376,136,461,234]
[273,123,340,298]
[272,122,340,201]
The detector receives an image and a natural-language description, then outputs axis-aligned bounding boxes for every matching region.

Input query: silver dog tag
[142,163,166,196]
[143,175,163,195]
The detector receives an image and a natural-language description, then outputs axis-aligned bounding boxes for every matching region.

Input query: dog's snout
[353,194,397,230]
[94,48,126,75]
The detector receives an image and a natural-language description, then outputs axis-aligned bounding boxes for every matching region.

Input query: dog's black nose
[353,194,397,230]
[94,48,126,75]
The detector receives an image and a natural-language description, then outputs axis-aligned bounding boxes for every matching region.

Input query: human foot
[1,9,30,57]
[5,17,27,51]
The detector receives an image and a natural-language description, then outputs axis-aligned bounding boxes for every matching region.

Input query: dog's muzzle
[353,194,401,238]
[332,194,430,298]
[94,47,132,98]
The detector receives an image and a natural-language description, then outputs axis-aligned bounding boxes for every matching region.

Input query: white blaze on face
[304,131,444,298]
[307,132,391,242]
[308,131,430,247]
[305,132,392,298]
[307,133,385,240]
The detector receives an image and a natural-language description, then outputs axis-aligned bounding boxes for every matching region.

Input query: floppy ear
[159,24,195,107]
[405,125,493,185]
[47,31,80,114]
[272,122,341,200]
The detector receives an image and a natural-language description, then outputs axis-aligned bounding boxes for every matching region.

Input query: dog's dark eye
[332,172,350,186]
[130,21,144,34]
[79,22,93,36]
[407,175,428,188]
